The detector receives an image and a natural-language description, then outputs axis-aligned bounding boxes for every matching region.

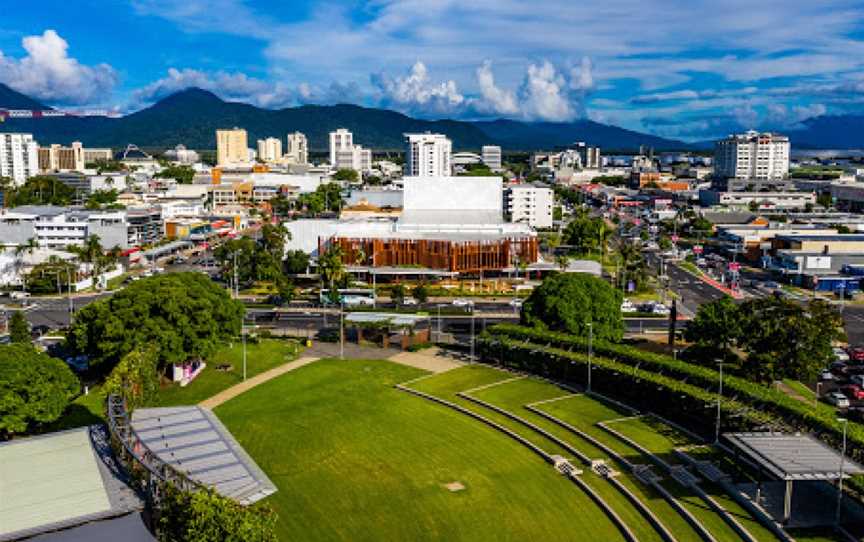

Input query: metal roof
[0,426,141,541]
[130,407,276,505]
[725,432,864,481]
[345,312,430,327]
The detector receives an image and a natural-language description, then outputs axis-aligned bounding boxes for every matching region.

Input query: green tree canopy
[25,256,76,295]
[155,164,196,184]
[66,273,244,370]
[412,283,429,303]
[283,250,310,274]
[8,311,30,343]
[683,296,741,362]
[332,168,359,182]
[0,344,78,435]
[562,210,611,255]
[522,273,624,341]
[5,176,76,207]
[159,485,277,542]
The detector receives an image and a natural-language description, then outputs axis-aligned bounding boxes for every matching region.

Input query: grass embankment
[216,360,623,542]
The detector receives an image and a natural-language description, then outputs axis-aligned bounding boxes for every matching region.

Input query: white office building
[504,183,554,228]
[714,130,790,180]
[0,132,38,185]
[482,145,502,171]
[329,128,354,166]
[405,133,452,177]
[576,142,601,169]
[256,137,282,163]
[285,132,308,165]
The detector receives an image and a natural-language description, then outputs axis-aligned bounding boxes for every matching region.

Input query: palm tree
[14,237,38,292]
[318,244,346,303]
[555,254,570,272]
[70,235,106,286]
[616,238,646,292]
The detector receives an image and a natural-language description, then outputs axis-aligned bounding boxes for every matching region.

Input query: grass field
[215,359,626,542]
[152,338,302,406]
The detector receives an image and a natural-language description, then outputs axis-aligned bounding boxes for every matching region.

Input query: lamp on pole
[836,417,849,527]
[587,322,593,392]
[715,359,724,444]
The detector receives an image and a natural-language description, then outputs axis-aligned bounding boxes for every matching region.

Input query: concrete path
[199,356,320,410]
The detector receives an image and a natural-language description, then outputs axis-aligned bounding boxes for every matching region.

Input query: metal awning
[725,432,864,481]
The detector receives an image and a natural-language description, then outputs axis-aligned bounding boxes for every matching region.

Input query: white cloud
[371,61,465,115]
[570,56,594,92]
[130,68,296,109]
[0,30,117,106]
[474,60,519,116]
[518,61,575,122]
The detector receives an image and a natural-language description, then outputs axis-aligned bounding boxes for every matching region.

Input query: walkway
[199,356,320,409]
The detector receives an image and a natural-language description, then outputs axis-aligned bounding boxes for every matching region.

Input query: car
[452,298,474,307]
[621,299,637,312]
[842,385,864,401]
[9,291,30,300]
[849,348,864,363]
[652,303,670,316]
[509,298,524,308]
[827,392,851,408]
[401,297,418,306]
[852,374,864,387]
[762,281,779,289]
[821,370,835,381]
[342,295,375,306]
[834,347,851,362]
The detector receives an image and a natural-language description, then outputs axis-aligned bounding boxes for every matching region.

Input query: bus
[319,288,376,307]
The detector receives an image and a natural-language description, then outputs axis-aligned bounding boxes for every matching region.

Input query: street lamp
[470,303,476,363]
[339,299,345,360]
[836,417,849,527]
[587,322,593,392]
[241,315,247,381]
[715,359,724,444]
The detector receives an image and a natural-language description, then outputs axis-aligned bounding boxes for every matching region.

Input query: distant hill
[0,84,49,110]
[785,115,864,149]
[0,85,687,151]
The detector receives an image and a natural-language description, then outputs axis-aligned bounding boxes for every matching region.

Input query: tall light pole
[339,300,345,360]
[241,315,247,381]
[470,303,476,362]
[715,359,724,444]
[587,322,593,392]
[836,417,848,527]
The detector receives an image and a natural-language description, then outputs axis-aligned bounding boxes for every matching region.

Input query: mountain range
[1,83,863,151]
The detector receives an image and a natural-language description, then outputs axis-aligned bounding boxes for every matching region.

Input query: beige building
[285,132,308,165]
[216,128,249,167]
[83,148,113,164]
[256,137,282,163]
[38,142,85,173]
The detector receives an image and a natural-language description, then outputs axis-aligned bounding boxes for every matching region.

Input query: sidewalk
[199,356,320,409]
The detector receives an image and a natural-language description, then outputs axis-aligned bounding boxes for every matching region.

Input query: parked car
[509,298,524,308]
[834,347,851,362]
[652,303,670,316]
[452,298,474,307]
[849,347,864,363]
[342,295,374,306]
[842,385,864,401]
[401,297,418,306]
[621,299,637,312]
[851,374,864,387]
[820,370,835,381]
[763,281,779,289]
[827,392,851,408]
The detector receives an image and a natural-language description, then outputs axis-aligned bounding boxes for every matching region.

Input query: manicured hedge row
[477,334,774,434]
[485,323,864,464]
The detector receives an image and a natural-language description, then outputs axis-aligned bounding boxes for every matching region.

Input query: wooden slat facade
[327,236,538,273]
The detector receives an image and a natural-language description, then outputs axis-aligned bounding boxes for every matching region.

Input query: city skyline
[1,0,864,140]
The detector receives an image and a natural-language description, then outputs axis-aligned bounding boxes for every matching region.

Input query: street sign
[671,235,679,242]
[693,245,703,254]
[728,262,740,272]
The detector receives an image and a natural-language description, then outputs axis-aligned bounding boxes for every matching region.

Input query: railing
[106,394,203,504]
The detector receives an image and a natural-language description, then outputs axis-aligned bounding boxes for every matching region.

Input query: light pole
[241,316,247,381]
[339,300,345,360]
[587,322,593,392]
[836,417,848,527]
[715,359,724,444]
[470,304,476,362]
[814,382,822,409]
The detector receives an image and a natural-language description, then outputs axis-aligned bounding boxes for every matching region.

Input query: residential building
[0,206,131,249]
[452,152,482,167]
[329,128,354,166]
[82,147,113,164]
[0,132,38,185]
[216,128,249,167]
[38,142,85,173]
[285,132,308,165]
[576,142,601,169]
[256,137,282,163]
[714,130,790,180]
[504,183,554,228]
[405,133,452,177]
[482,145,502,171]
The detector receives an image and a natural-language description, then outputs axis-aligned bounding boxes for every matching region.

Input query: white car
[342,295,374,306]
[509,298,524,308]
[821,371,835,381]
[652,303,671,316]
[9,291,30,300]
[827,392,851,408]
[452,298,474,307]
[834,347,850,362]
[621,299,637,312]
[401,297,418,306]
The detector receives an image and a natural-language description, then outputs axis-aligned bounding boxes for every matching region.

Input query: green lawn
[152,339,302,406]
[604,415,695,462]
[215,359,625,542]
[48,384,106,431]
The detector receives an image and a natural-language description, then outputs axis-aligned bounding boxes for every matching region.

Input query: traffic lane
[843,307,864,346]
[664,263,728,314]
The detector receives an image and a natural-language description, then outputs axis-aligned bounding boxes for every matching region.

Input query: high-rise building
[38,142,85,173]
[405,133,452,177]
[285,132,308,165]
[504,183,554,228]
[0,132,38,185]
[334,145,371,173]
[714,130,789,180]
[575,142,601,169]
[256,137,282,163]
[216,128,249,167]
[329,128,354,166]
[481,145,502,171]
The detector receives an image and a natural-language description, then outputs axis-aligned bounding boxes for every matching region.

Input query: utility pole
[715,360,724,444]
[836,417,848,527]
[587,322,593,392]
[470,305,476,362]
[242,316,247,381]
[339,300,345,360]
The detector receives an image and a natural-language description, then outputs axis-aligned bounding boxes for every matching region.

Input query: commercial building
[0,132,38,185]
[329,128,354,166]
[256,137,282,163]
[714,131,790,180]
[163,144,199,164]
[216,128,249,167]
[0,206,132,249]
[82,147,113,163]
[405,133,452,177]
[576,142,601,169]
[38,142,85,173]
[482,145,502,171]
[504,183,554,228]
[329,128,370,173]
[285,132,308,165]
[699,190,815,210]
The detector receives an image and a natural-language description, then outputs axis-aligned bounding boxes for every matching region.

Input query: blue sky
[2,0,864,140]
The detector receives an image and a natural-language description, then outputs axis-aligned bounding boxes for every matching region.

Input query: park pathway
[199,356,320,410]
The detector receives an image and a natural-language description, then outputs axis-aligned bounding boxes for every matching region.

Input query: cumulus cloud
[570,56,594,92]
[130,68,296,109]
[473,60,519,116]
[765,103,827,128]
[518,61,575,122]
[371,61,465,116]
[0,30,117,106]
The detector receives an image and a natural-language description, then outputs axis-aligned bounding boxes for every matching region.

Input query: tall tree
[683,296,742,362]
[8,311,30,343]
[318,244,346,302]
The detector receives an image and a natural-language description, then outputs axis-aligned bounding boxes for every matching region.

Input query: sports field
[215,359,625,541]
